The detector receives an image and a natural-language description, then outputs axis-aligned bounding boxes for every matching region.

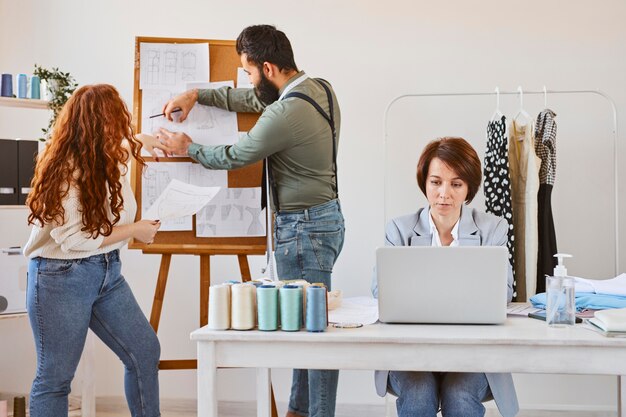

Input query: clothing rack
[383,89,620,274]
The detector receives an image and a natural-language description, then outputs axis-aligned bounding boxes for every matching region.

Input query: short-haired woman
[373,137,518,417]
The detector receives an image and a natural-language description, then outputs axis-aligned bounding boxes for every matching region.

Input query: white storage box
[0,247,27,314]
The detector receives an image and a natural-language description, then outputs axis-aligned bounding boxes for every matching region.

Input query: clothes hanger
[490,87,504,122]
[513,85,531,127]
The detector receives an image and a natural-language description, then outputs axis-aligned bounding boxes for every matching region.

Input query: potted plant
[33,64,78,140]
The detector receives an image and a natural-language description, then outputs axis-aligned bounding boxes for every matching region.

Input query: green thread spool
[257,285,279,331]
[280,285,302,331]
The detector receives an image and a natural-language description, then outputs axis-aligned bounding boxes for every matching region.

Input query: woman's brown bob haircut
[416,137,482,203]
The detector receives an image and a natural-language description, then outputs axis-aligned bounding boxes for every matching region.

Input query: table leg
[198,341,217,417]
[256,368,271,417]
[617,375,626,417]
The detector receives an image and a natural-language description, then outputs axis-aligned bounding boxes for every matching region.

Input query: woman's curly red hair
[27,84,145,237]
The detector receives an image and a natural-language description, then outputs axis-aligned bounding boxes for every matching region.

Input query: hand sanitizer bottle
[546,253,575,327]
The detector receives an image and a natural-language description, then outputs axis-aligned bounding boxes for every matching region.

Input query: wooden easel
[131,36,278,416]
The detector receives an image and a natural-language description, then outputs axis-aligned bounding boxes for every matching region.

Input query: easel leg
[271,385,278,417]
[238,254,252,282]
[150,254,172,332]
[200,255,211,327]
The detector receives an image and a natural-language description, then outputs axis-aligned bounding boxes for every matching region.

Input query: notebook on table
[376,246,508,324]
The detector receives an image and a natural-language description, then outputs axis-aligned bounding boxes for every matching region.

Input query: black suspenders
[267,78,339,212]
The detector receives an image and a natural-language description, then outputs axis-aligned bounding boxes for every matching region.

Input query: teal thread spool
[280,285,302,331]
[17,74,27,98]
[30,75,40,99]
[306,286,327,332]
[257,285,279,331]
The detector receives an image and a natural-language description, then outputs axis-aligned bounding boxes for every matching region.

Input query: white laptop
[376,246,508,324]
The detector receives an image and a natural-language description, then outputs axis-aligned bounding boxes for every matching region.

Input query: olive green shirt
[188,71,341,212]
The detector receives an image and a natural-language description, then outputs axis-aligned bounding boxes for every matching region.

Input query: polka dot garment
[484,115,516,297]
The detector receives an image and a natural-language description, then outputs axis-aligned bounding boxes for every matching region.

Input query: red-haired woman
[24,84,161,417]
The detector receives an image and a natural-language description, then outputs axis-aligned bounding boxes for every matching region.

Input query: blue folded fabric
[530,292,626,311]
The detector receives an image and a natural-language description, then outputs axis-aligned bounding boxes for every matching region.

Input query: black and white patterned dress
[484,115,516,297]
[535,109,558,294]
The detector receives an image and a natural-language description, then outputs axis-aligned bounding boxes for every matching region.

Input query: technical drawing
[195,187,265,238]
[182,51,198,81]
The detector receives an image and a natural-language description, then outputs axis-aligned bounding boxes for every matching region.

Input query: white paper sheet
[328,297,379,325]
[196,187,265,237]
[184,81,239,146]
[143,179,220,224]
[140,43,209,90]
[141,162,227,231]
[236,67,254,89]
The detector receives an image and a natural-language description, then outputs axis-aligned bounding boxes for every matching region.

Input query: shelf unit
[0,96,48,110]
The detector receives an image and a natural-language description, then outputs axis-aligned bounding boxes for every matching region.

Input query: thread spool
[0,400,7,417]
[280,285,302,331]
[17,74,27,98]
[257,285,279,331]
[208,284,231,330]
[306,286,328,332]
[311,282,329,325]
[30,75,41,99]
[231,283,256,330]
[1,74,13,97]
[12,396,25,417]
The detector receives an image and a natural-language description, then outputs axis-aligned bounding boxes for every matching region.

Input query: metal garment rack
[383,89,620,274]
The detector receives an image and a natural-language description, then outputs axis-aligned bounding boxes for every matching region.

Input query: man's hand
[162,89,198,122]
[154,128,193,156]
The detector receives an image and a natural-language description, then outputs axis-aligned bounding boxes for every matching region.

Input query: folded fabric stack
[530,273,626,311]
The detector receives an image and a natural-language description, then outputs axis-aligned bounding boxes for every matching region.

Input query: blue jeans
[274,199,345,417]
[27,250,161,417]
[388,371,491,417]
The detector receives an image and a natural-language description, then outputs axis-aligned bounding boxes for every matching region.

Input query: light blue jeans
[274,199,345,417]
[388,371,491,417]
[27,250,161,417]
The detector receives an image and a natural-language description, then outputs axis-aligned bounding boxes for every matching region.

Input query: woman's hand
[136,133,161,161]
[132,220,161,244]
[162,89,198,122]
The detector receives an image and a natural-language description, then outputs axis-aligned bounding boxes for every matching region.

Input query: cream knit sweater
[23,171,137,259]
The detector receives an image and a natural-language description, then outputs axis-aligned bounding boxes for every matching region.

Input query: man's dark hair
[236,25,298,72]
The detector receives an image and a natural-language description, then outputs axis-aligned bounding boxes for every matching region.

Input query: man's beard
[255,72,279,105]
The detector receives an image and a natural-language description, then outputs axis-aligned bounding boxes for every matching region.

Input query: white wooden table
[191,317,626,417]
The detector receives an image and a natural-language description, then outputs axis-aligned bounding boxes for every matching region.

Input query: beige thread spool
[208,284,231,330]
[231,283,256,330]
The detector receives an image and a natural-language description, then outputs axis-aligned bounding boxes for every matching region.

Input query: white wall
[1,0,625,412]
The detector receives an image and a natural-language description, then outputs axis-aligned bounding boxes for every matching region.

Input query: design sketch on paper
[196,187,265,237]
[139,42,209,90]
[141,162,228,231]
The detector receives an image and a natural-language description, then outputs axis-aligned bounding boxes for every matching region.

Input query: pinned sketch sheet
[185,81,239,146]
[196,187,266,237]
[142,162,227,231]
[139,43,209,90]
[143,179,220,224]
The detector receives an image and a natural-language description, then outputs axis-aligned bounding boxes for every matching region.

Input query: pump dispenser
[546,253,575,327]
[553,253,572,277]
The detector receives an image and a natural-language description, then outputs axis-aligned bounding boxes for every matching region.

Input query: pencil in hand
[149,108,182,119]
